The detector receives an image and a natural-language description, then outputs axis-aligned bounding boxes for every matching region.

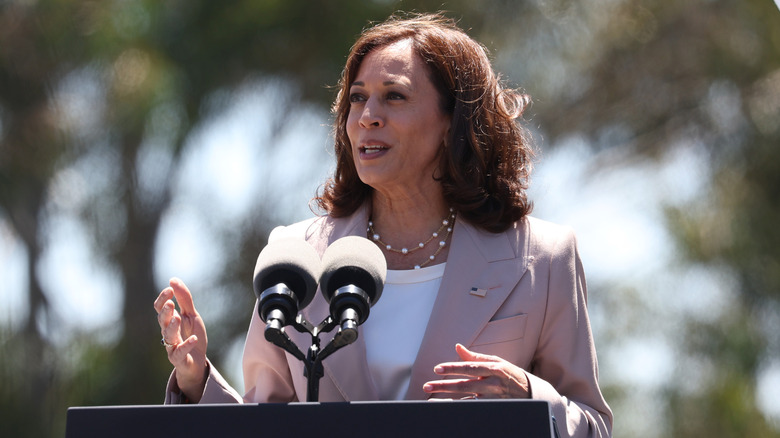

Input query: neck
[369,190,454,270]
[370,191,449,240]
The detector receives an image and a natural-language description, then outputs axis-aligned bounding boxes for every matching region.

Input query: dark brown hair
[315,12,534,233]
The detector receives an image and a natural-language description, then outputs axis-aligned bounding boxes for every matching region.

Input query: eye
[387,91,406,101]
[349,92,366,103]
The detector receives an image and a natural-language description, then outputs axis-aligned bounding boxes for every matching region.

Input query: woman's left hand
[423,344,530,399]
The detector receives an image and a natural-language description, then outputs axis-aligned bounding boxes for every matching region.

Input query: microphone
[253,238,321,331]
[319,236,386,339]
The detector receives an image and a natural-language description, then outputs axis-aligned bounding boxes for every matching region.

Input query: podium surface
[67,399,555,437]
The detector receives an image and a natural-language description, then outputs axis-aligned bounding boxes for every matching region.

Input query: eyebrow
[350,81,400,87]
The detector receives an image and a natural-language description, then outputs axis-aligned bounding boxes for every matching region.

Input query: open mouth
[360,145,388,155]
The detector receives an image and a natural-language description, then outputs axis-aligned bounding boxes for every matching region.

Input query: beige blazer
[167,203,613,437]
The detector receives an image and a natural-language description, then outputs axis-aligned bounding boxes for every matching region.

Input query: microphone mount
[329,284,372,335]
[255,235,385,403]
[259,284,299,330]
[261,288,364,402]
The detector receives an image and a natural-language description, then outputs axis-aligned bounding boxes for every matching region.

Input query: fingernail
[434,366,443,374]
[423,384,432,392]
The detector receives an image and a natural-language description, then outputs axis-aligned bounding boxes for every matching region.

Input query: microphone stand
[263,314,358,402]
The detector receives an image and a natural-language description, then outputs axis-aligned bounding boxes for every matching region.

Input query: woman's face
[346,39,450,197]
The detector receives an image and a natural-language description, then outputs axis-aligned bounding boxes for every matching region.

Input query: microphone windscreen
[253,238,321,309]
[319,236,387,305]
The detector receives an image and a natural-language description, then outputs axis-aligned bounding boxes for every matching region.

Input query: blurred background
[1,0,779,436]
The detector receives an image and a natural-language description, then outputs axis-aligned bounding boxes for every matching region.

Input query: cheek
[345,114,359,144]
[435,113,451,139]
[420,118,448,150]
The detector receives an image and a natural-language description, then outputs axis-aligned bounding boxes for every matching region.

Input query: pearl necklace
[367,208,456,269]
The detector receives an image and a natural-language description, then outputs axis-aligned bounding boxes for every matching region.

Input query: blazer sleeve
[164,358,243,404]
[525,227,613,438]
[239,224,305,403]
[163,300,299,404]
[241,300,300,403]
[162,223,311,405]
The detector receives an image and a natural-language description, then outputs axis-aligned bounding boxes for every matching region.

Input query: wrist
[176,361,209,403]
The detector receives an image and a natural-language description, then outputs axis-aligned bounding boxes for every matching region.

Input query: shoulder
[514,216,580,263]
[267,204,370,256]
[268,215,328,241]
[268,215,333,256]
[525,216,577,248]
[457,215,578,262]
[520,217,583,281]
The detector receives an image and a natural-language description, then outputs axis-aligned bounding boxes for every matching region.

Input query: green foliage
[1,0,780,437]
[0,2,473,437]
[666,373,778,437]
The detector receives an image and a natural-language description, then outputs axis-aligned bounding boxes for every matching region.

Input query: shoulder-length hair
[315,12,534,233]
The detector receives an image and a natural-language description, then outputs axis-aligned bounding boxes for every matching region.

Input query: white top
[362,263,446,400]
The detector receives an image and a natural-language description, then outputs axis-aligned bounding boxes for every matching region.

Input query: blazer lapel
[298,208,532,401]
[405,218,532,399]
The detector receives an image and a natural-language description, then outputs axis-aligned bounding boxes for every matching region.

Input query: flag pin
[469,287,487,297]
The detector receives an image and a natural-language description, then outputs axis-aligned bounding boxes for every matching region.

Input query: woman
[154,13,613,437]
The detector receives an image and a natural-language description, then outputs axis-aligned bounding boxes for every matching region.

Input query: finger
[423,377,482,395]
[157,300,175,329]
[425,376,510,399]
[169,335,199,363]
[434,361,496,378]
[163,311,185,345]
[455,343,500,363]
[153,287,174,314]
[169,278,198,316]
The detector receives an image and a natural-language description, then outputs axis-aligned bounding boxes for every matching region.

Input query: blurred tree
[506,0,780,436]
[0,1,472,436]
[1,0,779,437]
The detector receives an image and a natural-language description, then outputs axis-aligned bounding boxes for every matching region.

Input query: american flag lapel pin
[469,287,488,297]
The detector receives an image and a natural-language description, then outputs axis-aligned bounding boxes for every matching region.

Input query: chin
[355,169,385,187]
[357,175,382,189]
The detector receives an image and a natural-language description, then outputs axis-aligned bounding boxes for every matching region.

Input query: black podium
[66,400,556,437]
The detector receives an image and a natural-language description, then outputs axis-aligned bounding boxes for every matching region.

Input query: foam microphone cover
[253,237,321,310]
[319,236,387,305]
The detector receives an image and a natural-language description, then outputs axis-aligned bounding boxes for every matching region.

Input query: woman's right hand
[153,277,208,402]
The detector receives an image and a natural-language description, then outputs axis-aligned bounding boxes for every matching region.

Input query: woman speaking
[153,13,613,438]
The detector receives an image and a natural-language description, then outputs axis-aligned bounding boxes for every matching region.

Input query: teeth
[363,145,385,154]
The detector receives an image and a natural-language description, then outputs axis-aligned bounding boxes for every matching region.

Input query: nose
[358,97,384,128]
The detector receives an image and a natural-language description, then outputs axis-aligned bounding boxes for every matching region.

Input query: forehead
[354,39,425,83]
